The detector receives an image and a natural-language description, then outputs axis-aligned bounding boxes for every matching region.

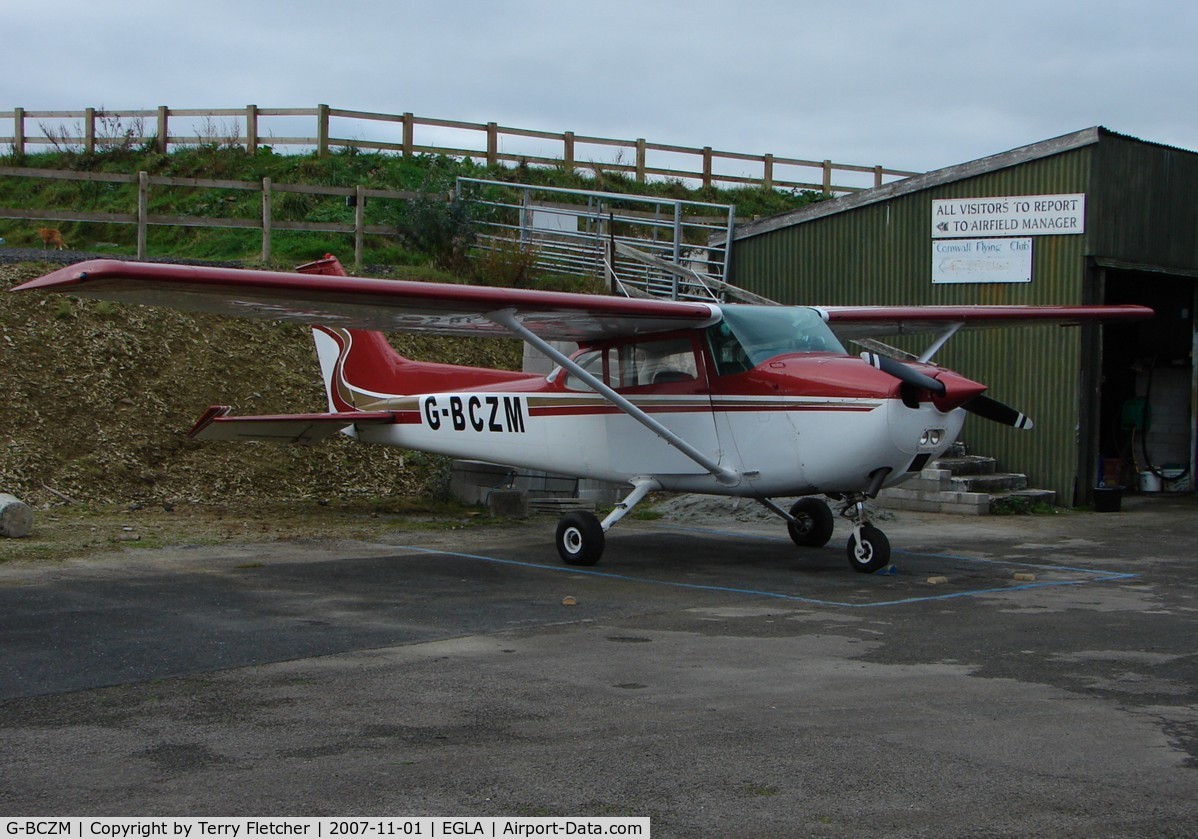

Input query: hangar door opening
[1100,271,1196,493]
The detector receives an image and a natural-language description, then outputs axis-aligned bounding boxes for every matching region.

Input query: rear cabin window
[564,337,698,391]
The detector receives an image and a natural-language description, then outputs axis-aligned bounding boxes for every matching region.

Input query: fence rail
[2,105,919,196]
[0,165,439,267]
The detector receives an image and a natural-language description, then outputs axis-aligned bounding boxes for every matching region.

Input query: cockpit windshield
[707,305,847,375]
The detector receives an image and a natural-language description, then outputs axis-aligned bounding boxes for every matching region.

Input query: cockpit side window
[562,348,611,392]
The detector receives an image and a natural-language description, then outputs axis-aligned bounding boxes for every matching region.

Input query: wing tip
[188,405,233,438]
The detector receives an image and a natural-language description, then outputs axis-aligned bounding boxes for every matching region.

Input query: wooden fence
[0,165,435,267]
[2,105,919,196]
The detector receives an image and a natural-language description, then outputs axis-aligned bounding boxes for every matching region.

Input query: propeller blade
[860,352,946,396]
[963,395,1034,430]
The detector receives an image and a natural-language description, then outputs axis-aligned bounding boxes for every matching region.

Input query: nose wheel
[841,496,891,573]
[846,523,891,573]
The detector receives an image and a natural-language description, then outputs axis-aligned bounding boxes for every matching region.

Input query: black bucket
[1093,486,1123,513]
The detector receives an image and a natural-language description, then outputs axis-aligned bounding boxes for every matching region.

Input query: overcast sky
[4,0,1195,181]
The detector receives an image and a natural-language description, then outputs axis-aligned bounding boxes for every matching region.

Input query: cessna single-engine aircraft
[15,257,1152,572]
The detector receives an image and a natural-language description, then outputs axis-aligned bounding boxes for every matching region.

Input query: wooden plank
[255,108,318,117]
[497,125,565,142]
[331,137,407,154]
[146,174,261,190]
[168,109,248,118]
[0,165,135,183]
[146,214,261,229]
[328,108,406,123]
[0,207,137,223]
[414,115,487,132]
[21,110,89,119]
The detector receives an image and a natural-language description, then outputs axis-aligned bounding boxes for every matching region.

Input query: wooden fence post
[246,105,258,154]
[354,184,365,270]
[317,104,330,157]
[403,112,414,157]
[874,165,883,188]
[83,108,96,155]
[563,131,575,173]
[486,122,499,166]
[156,106,169,154]
[137,171,148,259]
[12,108,24,161]
[636,139,647,183]
[702,147,713,188]
[261,177,272,263]
[763,154,774,191]
[822,160,833,195]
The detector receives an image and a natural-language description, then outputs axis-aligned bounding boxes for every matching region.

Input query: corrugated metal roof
[735,127,1113,242]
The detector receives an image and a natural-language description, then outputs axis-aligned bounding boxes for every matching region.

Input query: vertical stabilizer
[297,255,539,410]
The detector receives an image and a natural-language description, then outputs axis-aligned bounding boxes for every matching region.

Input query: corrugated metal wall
[730,148,1096,502]
[1090,134,1198,270]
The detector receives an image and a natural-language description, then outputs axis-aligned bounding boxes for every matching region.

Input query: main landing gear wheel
[787,498,834,548]
[556,510,605,566]
[846,524,890,573]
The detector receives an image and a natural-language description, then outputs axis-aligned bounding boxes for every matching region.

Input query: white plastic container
[1138,471,1162,492]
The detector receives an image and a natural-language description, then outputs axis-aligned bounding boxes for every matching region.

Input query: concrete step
[934,455,996,476]
[877,452,1056,516]
[951,472,1028,494]
[988,489,1057,514]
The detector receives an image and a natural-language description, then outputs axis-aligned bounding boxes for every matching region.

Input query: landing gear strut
[554,478,659,566]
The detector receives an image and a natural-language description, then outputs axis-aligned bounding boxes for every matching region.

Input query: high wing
[818,304,1153,341]
[13,259,720,342]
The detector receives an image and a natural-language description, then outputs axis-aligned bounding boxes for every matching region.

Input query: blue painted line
[388,523,1138,609]
[657,522,1138,578]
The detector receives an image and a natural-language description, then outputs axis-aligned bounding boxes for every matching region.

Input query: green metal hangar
[729,127,1196,505]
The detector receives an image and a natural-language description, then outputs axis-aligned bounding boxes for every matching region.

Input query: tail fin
[298,256,534,411]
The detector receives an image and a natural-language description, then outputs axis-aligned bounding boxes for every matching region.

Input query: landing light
[919,429,944,447]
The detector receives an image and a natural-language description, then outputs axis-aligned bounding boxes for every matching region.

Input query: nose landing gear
[842,496,891,574]
[762,492,893,574]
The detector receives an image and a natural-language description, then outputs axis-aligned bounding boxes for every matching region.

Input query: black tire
[787,497,835,547]
[846,524,891,573]
[556,511,605,566]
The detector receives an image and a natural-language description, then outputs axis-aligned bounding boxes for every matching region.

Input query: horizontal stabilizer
[188,405,396,444]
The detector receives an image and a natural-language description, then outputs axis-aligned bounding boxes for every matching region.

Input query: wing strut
[917,322,963,364]
[485,308,741,487]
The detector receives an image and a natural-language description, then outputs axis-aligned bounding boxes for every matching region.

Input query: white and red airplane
[15,256,1152,573]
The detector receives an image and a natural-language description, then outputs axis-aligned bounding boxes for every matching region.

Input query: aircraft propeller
[860,352,1034,430]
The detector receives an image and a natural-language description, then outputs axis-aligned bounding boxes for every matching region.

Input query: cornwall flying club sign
[932,194,1085,238]
[933,237,1032,284]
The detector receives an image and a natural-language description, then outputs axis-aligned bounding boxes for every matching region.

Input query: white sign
[933,238,1032,284]
[932,193,1085,238]
[531,208,578,233]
